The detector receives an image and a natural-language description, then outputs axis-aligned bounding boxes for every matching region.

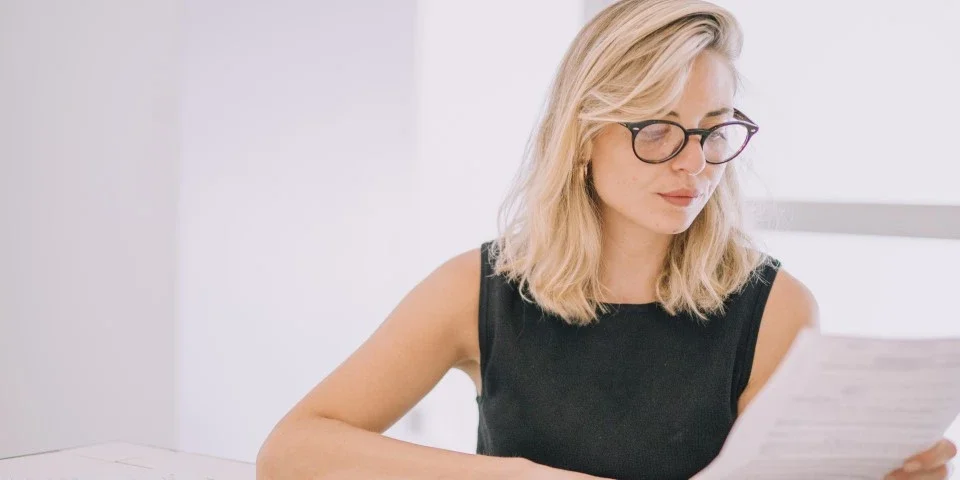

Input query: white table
[0,442,255,479]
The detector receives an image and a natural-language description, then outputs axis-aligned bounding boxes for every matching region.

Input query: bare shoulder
[737,266,820,414]
[378,246,482,370]
[432,247,483,364]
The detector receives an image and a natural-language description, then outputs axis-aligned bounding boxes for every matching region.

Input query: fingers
[885,439,958,480]
[905,439,958,472]
[885,464,949,480]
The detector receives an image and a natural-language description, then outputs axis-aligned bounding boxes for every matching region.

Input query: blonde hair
[493,0,766,326]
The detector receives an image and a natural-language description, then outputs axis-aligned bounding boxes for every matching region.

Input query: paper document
[692,328,960,479]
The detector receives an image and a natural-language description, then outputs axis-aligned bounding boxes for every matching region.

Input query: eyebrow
[665,107,733,119]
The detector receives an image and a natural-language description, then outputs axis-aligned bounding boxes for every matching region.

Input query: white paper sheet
[692,328,960,480]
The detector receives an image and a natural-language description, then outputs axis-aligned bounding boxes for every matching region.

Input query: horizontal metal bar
[749,201,960,240]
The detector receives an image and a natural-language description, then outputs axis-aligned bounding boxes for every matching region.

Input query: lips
[658,194,696,207]
[659,188,702,198]
[657,188,703,208]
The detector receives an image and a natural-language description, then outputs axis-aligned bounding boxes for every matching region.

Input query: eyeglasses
[618,109,759,165]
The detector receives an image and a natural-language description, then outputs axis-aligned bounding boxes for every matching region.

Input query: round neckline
[598,300,660,313]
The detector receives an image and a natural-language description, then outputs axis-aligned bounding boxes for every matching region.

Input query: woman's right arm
[256,249,602,479]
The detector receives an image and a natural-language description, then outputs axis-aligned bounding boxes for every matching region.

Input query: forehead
[673,52,736,114]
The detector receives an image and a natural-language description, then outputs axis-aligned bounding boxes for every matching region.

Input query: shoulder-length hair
[493,0,766,326]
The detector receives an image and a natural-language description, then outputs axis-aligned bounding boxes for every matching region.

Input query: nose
[671,135,707,176]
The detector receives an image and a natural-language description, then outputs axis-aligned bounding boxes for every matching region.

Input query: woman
[257,0,957,478]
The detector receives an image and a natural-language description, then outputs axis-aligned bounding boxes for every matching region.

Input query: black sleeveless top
[475,241,780,480]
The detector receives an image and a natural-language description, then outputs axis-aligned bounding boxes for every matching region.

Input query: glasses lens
[704,123,750,163]
[633,122,685,162]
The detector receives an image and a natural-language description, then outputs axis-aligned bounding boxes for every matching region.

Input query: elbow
[255,434,283,480]
[255,416,337,480]
[255,420,303,480]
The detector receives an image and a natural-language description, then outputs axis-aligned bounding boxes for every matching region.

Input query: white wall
[0,0,180,458]
[177,0,418,462]
[713,0,960,204]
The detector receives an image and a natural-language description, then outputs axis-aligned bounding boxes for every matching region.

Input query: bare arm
[256,249,605,479]
[256,249,514,479]
[737,267,820,414]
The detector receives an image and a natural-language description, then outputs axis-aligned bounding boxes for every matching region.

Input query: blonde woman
[257,1,957,478]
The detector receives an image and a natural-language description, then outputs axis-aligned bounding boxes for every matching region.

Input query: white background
[0,0,179,458]
[177,0,420,458]
[1,0,957,473]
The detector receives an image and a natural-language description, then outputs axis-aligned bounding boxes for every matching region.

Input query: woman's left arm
[738,268,957,480]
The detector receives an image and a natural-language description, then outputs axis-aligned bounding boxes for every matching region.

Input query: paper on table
[692,328,960,480]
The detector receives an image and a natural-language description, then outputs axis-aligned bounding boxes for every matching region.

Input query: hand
[884,438,957,480]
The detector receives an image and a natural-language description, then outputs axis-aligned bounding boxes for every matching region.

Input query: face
[589,51,735,236]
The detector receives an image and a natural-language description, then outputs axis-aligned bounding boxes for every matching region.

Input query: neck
[598,211,673,304]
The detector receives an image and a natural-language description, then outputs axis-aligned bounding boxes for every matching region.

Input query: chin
[643,211,700,235]
[604,200,704,235]
[663,221,696,235]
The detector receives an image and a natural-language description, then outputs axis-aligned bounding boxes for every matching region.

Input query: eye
[637,124,672,141]
[707,129,728,142]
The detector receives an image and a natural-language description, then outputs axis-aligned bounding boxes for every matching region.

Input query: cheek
[704,165,728,191]
[593,165,658,200]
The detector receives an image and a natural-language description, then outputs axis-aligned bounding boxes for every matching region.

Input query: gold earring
[581,162,590,180]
